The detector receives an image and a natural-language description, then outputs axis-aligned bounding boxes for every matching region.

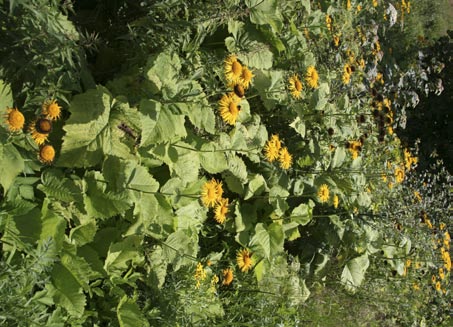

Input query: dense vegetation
[0,1,451,326]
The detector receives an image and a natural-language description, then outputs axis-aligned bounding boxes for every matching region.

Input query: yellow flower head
[288,74,303,99]
[278,147,293,170]
[240,66,254,90]
[318,184,330,203]
[236,248,253,272]
[224,54,243,84]
[39,144,55,164]
[305,66,319,89]
[219,93,241,125]
[29,118,52,145]
[42,99,62,121]
[4,107,25,132]
[325,14,332,31]
[333,34,341,47]
[264,134,282,162]
[333,194,339,208]
[346,0,351,10]
[201,178,223,208]
[439,267,445,280]
[342,71,351,85]
[394,166,405,183]
[222,267,234,286]
[435,281,441,291]
[214,198,229,224]
[194,262,207,289]
[414,191,422,202]
[373,0,378,7]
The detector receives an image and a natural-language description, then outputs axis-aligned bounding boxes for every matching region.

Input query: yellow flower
[317,184,330,203]
[376,72,384,84]
[342,71,351,85]
[39,144,55,164]
[278,147,292,170]
[218,93,241,125]
[394,166,405,183]
[224,54,243,84]
[333,194,339,208]
[29,118,52,145]
[372,0,378,7]
[305,66,319,89]
[435,281,441,291]
[443,251,451,271]
[439,223,446,230]
[214,198,229,224]
[288,74,303,99]
[4,107,25,132]
[240,66,254,89]
[356,5,362,12]
[358,58,365,70]
[201,178,223,208]
[264,134,282,162]
[414,191,422,202]
[236,248,253,272]
[194,262,207,289]
[210,274,219,293]
[222,267,234,286]
[325,14,332,31]
[439,268,445,280]
[42,99,62,121]
[346,0,351,10]
[413,283,420,291]
[333,34,341,47]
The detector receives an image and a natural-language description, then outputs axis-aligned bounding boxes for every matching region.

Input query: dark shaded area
[398,31,453,173]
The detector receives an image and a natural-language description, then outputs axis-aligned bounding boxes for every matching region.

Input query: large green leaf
[290,200,314,226]
[0,79,13,113]
[83,171,132,219]
[147,105,187,143]
[250,222,283,259]
[162,230,198,270]
[145,51,181,99]
[244,174,267,200]
[310,82,330,111]
[47,263,86,318]
[102,156,160,194]
[341,254,370,293]
[117,295,150,327]
[138,99,161,147]
[104,235,144,276]
[245,0,283,32]
[0,143,24,194]
[58,86,135,167]
[38,169,83,203]
[60,243,103,294]
[152,142,199,183]
[199,142,229,174]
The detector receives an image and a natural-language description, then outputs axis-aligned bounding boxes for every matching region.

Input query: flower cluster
[263,134,292,170]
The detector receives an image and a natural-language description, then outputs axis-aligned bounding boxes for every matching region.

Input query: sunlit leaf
[117,295,150,327]
[341,254,370,293]
[58,86,135,167]
[0,143,24,194]
[47,263,86,318]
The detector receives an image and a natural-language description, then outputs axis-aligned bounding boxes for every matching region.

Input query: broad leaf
[245,0,283,32]
[341,254,370,293]
[47,263,86,318]
[0,143,24,194]
[104,235,144,276]
[117,295,150,327]
[145,51,181,99]
[58,86,135,167]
